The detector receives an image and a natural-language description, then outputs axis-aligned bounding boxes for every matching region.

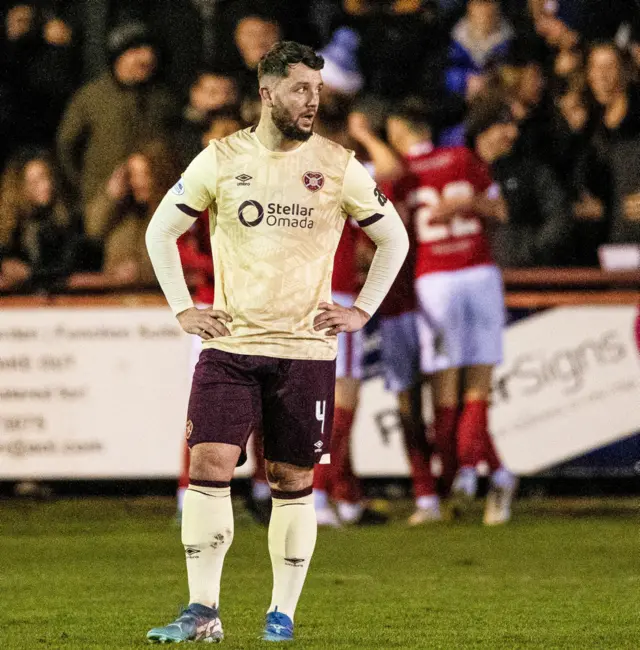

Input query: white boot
[484,468,518,526]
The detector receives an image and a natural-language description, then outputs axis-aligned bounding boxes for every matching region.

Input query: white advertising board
[352,306,640,477]
[490,306,640,475]
[2,306,638,480]
[0,308,252,479]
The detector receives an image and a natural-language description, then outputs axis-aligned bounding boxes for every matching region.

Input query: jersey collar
[407,140,434,158]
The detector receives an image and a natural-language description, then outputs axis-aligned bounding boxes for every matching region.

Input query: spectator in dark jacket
[0,149,78,292]
[1,2,81,151]
[343,0,448,101]
[587,41,640,245]
[498,55,555,164]
[56,21,178,209]
[553,86,612,266]
[143,0,236,96]
[467,98,572,267]
[232,13,281,99]
[175,69,238,167]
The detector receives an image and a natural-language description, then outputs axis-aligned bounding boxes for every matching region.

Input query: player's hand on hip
[177,306,232,340]
[314,302,370,336]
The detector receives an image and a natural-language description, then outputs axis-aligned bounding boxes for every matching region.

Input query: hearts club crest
[303,171,324,192]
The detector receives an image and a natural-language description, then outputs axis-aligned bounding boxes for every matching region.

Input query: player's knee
[397,389,413,418]
[189,443,240,482]
[335,377,360,410]
[266,461,313,494]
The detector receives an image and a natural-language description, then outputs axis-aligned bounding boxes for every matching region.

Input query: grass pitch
[1,496,638,649]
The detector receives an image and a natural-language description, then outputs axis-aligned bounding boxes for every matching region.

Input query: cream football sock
[267,489,317,621]
[181,482,234,609]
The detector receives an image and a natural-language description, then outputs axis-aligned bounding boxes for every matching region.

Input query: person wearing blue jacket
[446,0,513,99]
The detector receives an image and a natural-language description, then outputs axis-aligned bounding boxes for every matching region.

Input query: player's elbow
[145,214,169,256]
[393,221,410,262]
[144,218,158,253]
[400,223,410,253]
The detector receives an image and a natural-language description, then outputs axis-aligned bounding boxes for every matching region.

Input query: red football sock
[400,414,436,498]
[178,442,190,490]
[330,407,362,503]
[251,428,267,484]
[480,425,502,473]
[457,400,487,469]
[434,406,458,496]
[313,462,331,491]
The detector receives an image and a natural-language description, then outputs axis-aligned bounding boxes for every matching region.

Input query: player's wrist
[353,305,371,323]
[176,306,195,321]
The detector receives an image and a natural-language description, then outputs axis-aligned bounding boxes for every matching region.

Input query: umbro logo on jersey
[236,174,252,186]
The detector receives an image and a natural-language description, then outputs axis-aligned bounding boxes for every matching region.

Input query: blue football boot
[147,603,223,643]
[262,609,294,642]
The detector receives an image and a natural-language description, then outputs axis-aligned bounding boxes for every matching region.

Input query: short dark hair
[388,97,434,132]
[258,41,324,81]
[192,66,237,86]
[465,96,514,147]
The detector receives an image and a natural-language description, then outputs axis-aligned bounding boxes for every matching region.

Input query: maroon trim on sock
[271,486,313,500]
[189,479,231,488]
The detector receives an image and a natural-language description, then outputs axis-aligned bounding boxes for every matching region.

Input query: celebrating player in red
[346,110,440,524]
[313,217,389,526]
[387,98,517,525]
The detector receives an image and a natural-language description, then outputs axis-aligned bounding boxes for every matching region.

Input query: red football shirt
[332,218,363,295]
[397,143,494,277]
[378,179,416,317]
[177,212,214,305]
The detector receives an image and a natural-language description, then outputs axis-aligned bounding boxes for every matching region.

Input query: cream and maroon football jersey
[172,127,399,360]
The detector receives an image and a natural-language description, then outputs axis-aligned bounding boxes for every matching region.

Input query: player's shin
[176,443,190,515]
[452,400,486,500]
[434,406,458,496]
[330,407,364,522]
[181,480,234,609]
[268,486,317,621]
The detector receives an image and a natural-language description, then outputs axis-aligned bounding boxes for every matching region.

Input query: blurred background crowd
[1,0,640,295]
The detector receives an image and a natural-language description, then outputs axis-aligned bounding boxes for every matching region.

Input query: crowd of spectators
[1,0,640,294]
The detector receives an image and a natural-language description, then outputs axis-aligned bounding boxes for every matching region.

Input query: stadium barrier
[1,269,639,480]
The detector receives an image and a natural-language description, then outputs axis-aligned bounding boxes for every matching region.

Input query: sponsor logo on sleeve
[172,179,185,195]
[373,186,388,206]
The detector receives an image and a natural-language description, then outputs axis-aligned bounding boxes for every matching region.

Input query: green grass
[1,497,639,649]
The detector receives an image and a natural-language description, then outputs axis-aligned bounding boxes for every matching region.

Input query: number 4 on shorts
[315,400,326,434]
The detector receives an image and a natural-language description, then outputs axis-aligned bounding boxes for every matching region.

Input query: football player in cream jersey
[145,41,408,643]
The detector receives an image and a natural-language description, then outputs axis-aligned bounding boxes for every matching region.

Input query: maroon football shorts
[186,348,336,468]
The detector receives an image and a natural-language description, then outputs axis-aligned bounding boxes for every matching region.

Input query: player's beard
[272,100,314,142]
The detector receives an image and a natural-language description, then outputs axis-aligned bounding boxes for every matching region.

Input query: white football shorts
[379,311,420,392]
[415,264,504,373]
[332,291,364,380]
